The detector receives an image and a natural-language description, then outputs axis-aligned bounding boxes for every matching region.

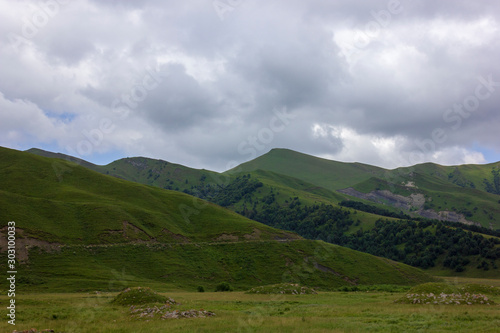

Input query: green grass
[2,287,500,332]
[4,240,435,294]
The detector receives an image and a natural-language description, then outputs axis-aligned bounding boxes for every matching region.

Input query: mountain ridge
[25,146,500,228]
[0,146,436,291]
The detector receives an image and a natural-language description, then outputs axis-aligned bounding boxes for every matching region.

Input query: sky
[1,0,499,172]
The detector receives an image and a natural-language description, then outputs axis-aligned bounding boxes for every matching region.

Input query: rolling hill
[22,146,500,276]
[0,146,434,291]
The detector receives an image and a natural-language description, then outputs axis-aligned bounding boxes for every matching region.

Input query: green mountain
[0,146,433,292]
[227,148,386,190]
[23,147,500,276]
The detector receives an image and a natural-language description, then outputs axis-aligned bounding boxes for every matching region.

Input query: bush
[197,285,205,292]
[215,282,233,292]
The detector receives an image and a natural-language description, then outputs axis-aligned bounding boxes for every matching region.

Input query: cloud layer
[1,0,499,170]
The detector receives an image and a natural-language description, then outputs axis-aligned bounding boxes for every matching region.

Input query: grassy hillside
[2,146,292,244]
[1,146,435,291]
[6,240,434,293]
[227,148,385,190]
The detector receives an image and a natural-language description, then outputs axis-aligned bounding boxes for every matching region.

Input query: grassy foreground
[1,288,500,333]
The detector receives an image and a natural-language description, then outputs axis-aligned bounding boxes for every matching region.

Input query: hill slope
[22,147,500,276]
[3,147,291,244]
[0,146,434,291]
[227,148,386,190]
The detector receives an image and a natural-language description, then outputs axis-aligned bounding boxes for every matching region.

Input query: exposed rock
[0,227,61,263]
[130,305,215,320]
[337,188,479,226]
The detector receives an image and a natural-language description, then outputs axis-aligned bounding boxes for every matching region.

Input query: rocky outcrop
[338,188,479,226]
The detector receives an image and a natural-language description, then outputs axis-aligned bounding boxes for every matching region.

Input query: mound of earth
[246,283,317,295]
[395,282,498,305]
[112,287,175,306]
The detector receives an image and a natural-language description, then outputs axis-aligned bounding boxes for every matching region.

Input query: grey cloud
[1,0,500,170]
[141,64,220,131]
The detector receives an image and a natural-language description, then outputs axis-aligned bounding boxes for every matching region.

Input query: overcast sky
[1,0,499,171]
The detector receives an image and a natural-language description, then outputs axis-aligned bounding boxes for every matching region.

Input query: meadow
[2,279,500,333]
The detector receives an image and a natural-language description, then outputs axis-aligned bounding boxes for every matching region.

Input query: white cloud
[0,93,64,146]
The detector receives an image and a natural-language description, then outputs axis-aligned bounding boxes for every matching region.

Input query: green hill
[227,148,386,190]
[0,146,434,291]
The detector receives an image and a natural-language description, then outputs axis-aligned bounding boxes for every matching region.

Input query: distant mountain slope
[225,148,500,229]
[97,156,225,192]
[349,167,500,229]
[26,147,99,170]
[26,148,226,193]
[226,148,386,190]
[389,161,500,194]
[0,146,435,291]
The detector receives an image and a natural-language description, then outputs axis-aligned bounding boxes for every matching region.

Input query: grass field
[2,286,500,333]
[0,240,434,294]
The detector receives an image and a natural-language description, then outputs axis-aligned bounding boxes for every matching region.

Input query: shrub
[215,282,233,292]
[197,285,205,292]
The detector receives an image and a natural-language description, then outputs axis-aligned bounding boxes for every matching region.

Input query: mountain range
[0,146,437,292]
[1,146,500,292]
[28,147,500,229]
